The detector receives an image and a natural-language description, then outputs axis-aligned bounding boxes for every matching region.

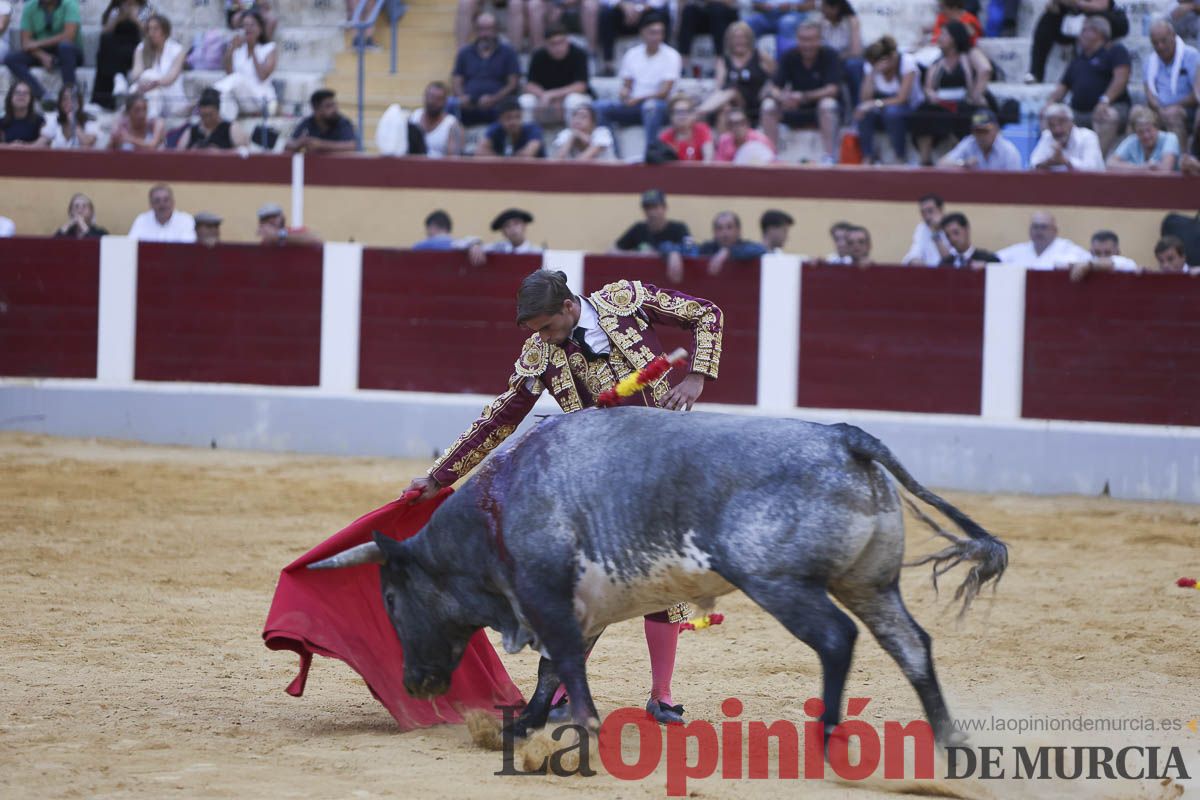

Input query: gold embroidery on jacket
[446,424,518,476]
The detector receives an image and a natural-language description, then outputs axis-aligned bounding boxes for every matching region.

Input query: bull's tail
[839,423,1008,616]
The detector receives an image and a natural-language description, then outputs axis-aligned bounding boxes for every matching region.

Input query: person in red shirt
[658,94,713,160]
[930,0,982,47]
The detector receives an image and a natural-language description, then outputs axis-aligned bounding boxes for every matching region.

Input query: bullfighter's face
[522,297,580,346]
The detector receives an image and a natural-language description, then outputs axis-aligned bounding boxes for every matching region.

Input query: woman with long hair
[854,35,922,163]
[910,21,993,165]
[696,21,775,128]
[0,80,48,146]
[92,0,151,109]
[42,85,98,148]
[108,94,166,151]
[54,194,109,238]
[550,103,616,160]
[128,14,187,118]
[215,10,279,120]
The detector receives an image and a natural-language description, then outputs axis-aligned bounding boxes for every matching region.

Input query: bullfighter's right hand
[403,476,441,504]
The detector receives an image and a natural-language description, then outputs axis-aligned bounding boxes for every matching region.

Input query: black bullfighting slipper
[646,699,686,725]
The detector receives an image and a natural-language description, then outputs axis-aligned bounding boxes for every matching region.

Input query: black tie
[571,327,603,361]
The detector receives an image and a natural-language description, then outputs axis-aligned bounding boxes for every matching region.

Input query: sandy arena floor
[1,431,1198,800]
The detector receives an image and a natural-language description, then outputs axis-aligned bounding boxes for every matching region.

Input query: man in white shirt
[1067,229,1140,281]
[127,184,196,243]
[598,0,671,74]
[596,15,679,159]
[901,193,950,267]
[485,207,542,254]
[998,211,1090,269]
[1145,18,1200,151]
[1030,103,1106,172]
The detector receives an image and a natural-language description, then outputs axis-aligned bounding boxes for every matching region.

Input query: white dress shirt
[902,222,949,267]
[1030,126,1105,172]
[997,237,1091,268]
[574,297,612,356]
[128,210,197,243]
[485,239,542,254]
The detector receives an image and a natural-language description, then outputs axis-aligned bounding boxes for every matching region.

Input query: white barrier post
[544,250,585,294]
[291,152,305,228]
[756,254,803,410]
[980,264,1027,419]
[96,235,138,385]
[319,242,363,392]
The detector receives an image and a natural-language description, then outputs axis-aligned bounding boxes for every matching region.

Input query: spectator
[4,0,82,101]
[1155,235,1193,272]
[825,220,852,262]
[546,0,600,57]
[286,89,358,154]
[108,94,164,151]
[487,208,542,253]
[696,22,775,128]
[598,0,671,76]
[746,0,813,59]
[257,202,322,246]
[1031,102,1105,171]
[762,21,841,163]
[177,88,251,149]
[761,209,793,252]
[699,211,767,276]
[1067,229,1139,280]
[127,14,187,119]
[451,13,520,126]
[455,0,552,53]
[855,36,921,164]
[215,10,277,120]
[930,0,982,47]
[818,0,863,106]
[0,1,11,67]
[411,82,465,158]
[1144,18,1200,152]
[194,211,222,248]
[939,212,999,268]
[597,15,679,157]
[997,211,1090,268]
[128,184,196,242]
[1044,15,1128,156]
[411,209,486,266]
[676,0,739,75]
[53,193,108,238]
[714,107,776,163]
[478,96,544,157]
[845,224,872,266]
[659,94,713,161]
[902,194,949,267]
[1027,0,1129,84]
[91,0,150,110]
[1169,0,1199,42]
[550,103,617,160]
[613,188,692,253]
[42,85,96,148]
[1107,105,1180,171]
[911,21,993,167]
[0,81,48,145]
[520,25,592,125]
[937,108,1023,170]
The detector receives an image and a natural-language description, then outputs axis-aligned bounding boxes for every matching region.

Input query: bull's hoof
[547,699,571,724]
[646,699,686,725]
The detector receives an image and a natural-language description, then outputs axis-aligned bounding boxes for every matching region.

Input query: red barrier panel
[1022,271,1200,426]
[798,264,985,414]
[358,251,542,393]
[0,237,99,379]
[583,255,759,405]
[135,243,323,385]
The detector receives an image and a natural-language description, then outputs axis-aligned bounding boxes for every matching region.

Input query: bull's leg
[831,583,960,745]
[735,576,858,738]
[505,633,602,738]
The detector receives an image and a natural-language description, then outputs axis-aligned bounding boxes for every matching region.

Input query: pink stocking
[644,617,680,705]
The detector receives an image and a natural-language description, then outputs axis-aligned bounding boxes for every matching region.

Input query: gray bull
[313,407,1007,743]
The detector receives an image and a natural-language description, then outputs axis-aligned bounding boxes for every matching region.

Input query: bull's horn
[307,542,386,570]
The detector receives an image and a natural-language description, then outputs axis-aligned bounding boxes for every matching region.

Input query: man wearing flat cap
[256,202,322,247]
[486,208,541,254]
[194,212,222,248]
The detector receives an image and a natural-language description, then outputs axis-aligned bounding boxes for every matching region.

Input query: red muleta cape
[261,489,525,729]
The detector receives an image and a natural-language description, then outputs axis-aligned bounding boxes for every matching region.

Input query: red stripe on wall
[358,250,542,393]
[583,255,760,405]
[3,148,1195,209]
[798,264,985,414]
[134,243,322,385]
[0,237,100,379]
[1022,270,1200,426]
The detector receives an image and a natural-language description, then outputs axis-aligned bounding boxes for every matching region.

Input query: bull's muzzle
[404,674,451,699]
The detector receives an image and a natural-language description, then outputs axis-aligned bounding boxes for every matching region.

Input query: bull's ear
[372,531,410,563]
